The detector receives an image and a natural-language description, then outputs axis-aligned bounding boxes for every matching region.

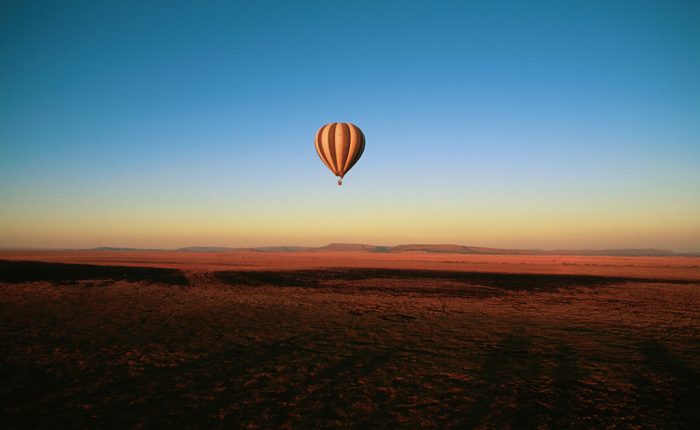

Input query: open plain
[1,251,699,428]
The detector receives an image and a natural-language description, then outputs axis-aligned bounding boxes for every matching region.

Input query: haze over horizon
[2,1,699,252]
[3,242,697,257]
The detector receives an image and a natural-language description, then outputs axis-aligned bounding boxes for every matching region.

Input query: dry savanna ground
[1,251,699,429]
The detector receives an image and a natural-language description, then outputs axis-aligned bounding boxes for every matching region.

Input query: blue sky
[1,1,699,250]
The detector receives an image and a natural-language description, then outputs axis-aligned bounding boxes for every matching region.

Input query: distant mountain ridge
[313,243,391,253]
[84,244,698,256]
[386,244,682,256]
[179,246,237,252]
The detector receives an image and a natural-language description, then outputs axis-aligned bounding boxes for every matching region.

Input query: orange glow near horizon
[2,193,698,251]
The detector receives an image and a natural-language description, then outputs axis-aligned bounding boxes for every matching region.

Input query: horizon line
[1,242,699,256]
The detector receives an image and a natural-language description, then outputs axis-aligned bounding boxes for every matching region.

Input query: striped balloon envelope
[314,123,365,185]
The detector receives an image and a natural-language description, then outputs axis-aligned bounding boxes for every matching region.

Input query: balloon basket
[337,178,343,186]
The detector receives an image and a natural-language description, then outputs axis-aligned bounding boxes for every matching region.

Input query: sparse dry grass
[1,255,699,428]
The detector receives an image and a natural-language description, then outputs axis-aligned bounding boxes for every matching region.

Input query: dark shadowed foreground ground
[1,260,699,429]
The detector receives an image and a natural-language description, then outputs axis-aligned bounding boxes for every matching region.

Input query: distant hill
[388,244,541,254]
[390,244,478,254]
[85,244,695,256]
[548,248,678,257]
[92,247,164,252]
[315,244,687,256]
[251,246,315,252]
[314,243,391,253]
[178,246,237,252]
[386,244,679,256]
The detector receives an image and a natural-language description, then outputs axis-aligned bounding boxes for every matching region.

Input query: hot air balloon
[315,122,365,185]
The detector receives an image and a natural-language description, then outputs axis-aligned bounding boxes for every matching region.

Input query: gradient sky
[1,1,699,251]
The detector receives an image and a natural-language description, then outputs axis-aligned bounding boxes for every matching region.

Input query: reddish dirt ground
[1,251,699,428]
[2,250,699,280]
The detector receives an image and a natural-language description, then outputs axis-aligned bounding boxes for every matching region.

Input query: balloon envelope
[315,123,365,182]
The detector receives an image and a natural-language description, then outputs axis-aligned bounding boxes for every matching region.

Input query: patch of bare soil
[1,260,699,428]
